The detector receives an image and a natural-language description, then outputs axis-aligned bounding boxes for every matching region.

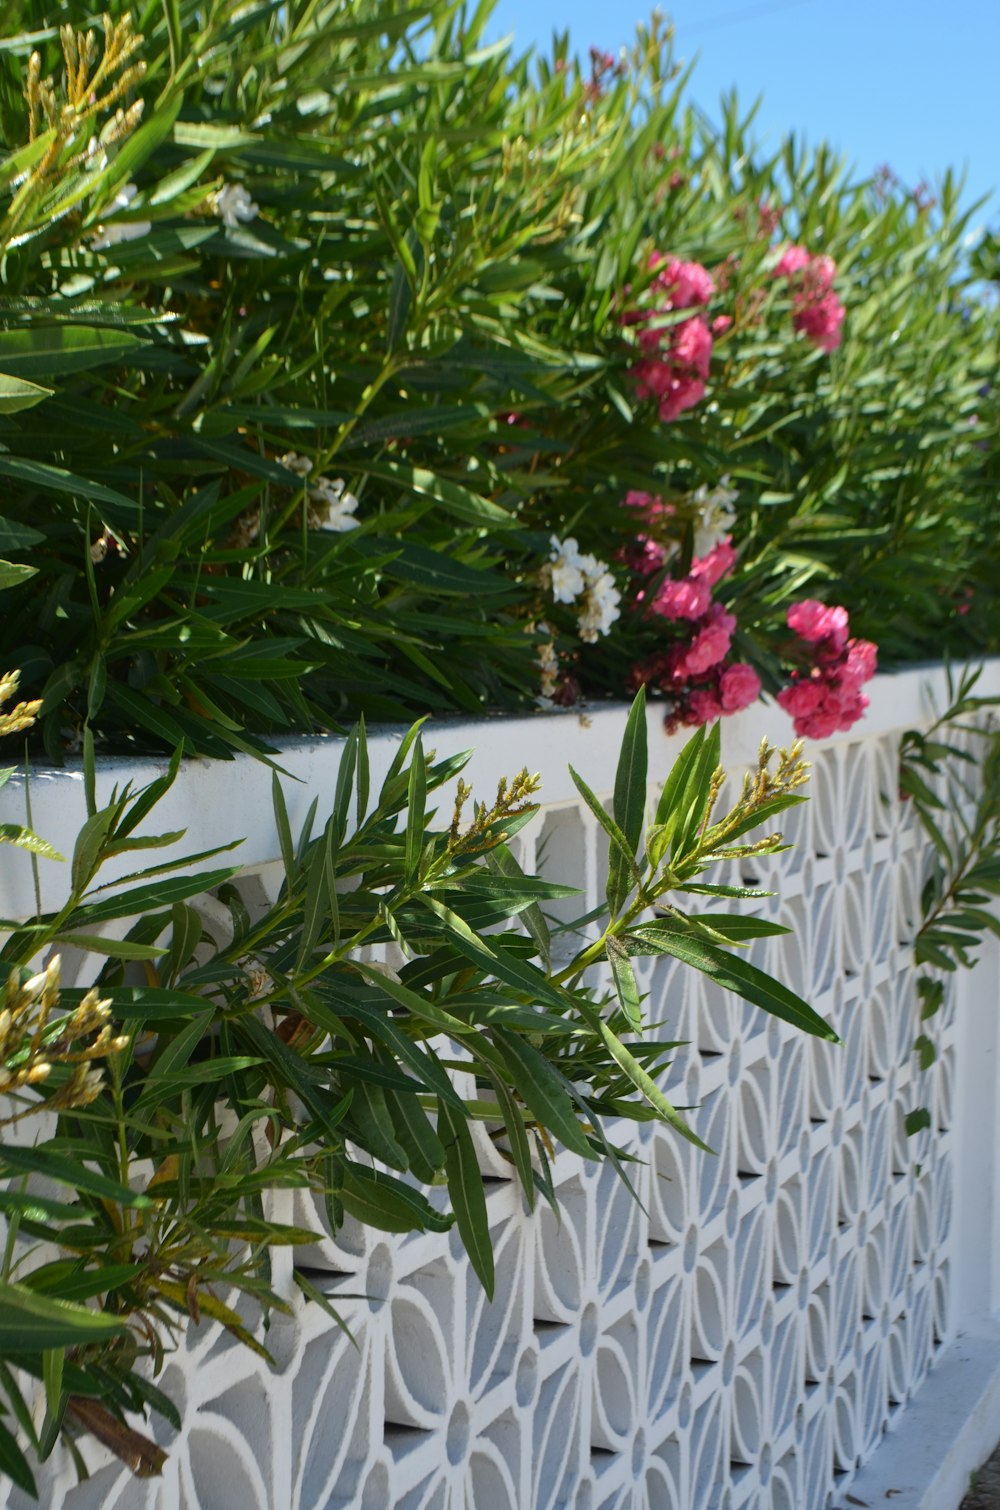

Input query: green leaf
[0,1281,127,1350]
[0,326,148,377]
[161,0,184,73]
[233,1015,349,1145]
[405,735,427,881]
[0,1146,150,1209]
[385,1087,446,1183]
[70,806,117,895]
[579,1001,710,1152]
[670,722,722,865]
[917,976,945,1020]
[0,517,45,551]
[0,559,37,590]
[0,823,63,860]
[608,687,648,916]
[387,259,412,353]
[56,933,169,961]
[905,1108,932,1137]
[0,373,52,414]
[485,843,551,967]
[568,764,638,903]
[672,914,792,945]
[438,1098,494,1297]
[491,1028,595,1159]
[42,1348,64,1420]
[271,772,296,886]
[483,1072,535,1207]
[0,456,139,518]
[606,936,642,1031]
[363,459,515,528]
[626,922,838,1042]
[0,1416,36,1497]
[914,1034,936,1070]
[335,1162,451,1235]
[68,868,240,925]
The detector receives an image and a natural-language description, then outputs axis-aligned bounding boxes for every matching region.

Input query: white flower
[537,638,560,698]
[691,476,738,557]
[214,182,259,230]
[548,535,586,604]
[279,450,313,479]
[279,452,360,530]
[545,536,620,641]
[309,476,359,532]
[89,183,151,250]
[577,568,622,643]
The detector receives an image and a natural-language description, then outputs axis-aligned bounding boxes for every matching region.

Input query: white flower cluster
[279,452,359,532]
[536,634,560,698]
[547,535,621,644]
[213,182,259,230]
[691,477,738,556]
[89,183,151,250]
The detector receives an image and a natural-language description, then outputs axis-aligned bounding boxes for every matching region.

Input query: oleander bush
[0,0,996,760]
[0,689,830,1491]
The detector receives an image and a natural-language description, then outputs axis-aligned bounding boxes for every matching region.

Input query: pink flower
[624,489,659,513]
[658,374,706,423]
[711,314,733,336]
[844,638,878,685]
[622,535,667,577]
[774,247,845,352]
[719,662,761,711]
[673,316,713,378]
[777,678,824,719]
[833,689,869,730]
[632,356,674,402]
[808,255,837,295]
[796,706,841,740]
[777,613,877,739]
[650,255,715,309]
[686,688,723,724]
[691,536,737,588]
[793,292,845,353]
[682,607,736,674]
[787,599,849,652]
[773,244,812,279]
[651,575,712,621]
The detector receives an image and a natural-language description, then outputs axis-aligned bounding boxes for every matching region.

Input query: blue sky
[486,0,998,230]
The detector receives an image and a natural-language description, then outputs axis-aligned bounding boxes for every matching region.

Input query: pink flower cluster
[772,245,846,353]
[628,646,762,733]
[628,255,717,423]
[776,599,878,738]
[618,490,674,577]
[649,537,737,622]
[625,535,761,731]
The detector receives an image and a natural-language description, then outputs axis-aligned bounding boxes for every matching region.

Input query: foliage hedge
[0,0,996,759]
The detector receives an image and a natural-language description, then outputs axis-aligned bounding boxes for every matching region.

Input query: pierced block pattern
[7,727,959,1510]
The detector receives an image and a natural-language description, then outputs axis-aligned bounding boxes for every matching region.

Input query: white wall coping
[3,659,998,922]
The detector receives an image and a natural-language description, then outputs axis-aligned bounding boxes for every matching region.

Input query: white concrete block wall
[1,663,998,1509]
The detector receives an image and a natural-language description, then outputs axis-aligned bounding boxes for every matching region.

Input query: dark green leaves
[607,687,647,915]
[0,1283,126,1350]
[438,1098,494,1297]
[626,921,837,1042]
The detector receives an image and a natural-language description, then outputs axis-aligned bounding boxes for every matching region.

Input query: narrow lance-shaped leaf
[607,686,648,916]
[438,1097,494,1298]
[627,922,838,1041]
[491,1027,596,1160]
[405,735,427,882]
[606,936,642,1031]
[568,764,638,903]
